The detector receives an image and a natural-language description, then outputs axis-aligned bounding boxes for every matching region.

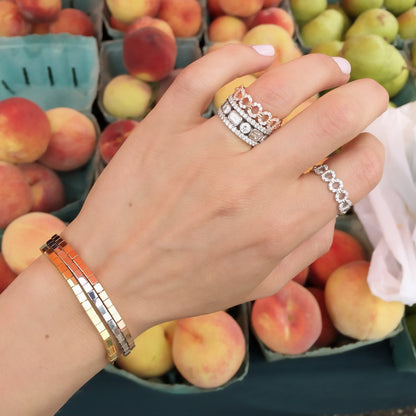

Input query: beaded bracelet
[41,234,135,362]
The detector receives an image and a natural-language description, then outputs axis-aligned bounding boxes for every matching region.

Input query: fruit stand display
[1,0,416,415]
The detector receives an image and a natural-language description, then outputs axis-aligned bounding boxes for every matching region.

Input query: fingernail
[251,44,275,57]
[332,56,351,75]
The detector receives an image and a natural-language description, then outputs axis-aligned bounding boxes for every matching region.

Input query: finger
[253,78,389,177]
[206,53,352,153]
[247,220,335,300]
[156,43,275,122]
[297,131,385,219]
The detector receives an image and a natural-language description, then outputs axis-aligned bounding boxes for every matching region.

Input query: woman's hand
[63,44,388,336]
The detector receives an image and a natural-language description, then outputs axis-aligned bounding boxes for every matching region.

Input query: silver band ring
[217,85,282,147]
[313,164,352,215]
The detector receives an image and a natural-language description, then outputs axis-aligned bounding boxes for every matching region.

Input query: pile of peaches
[0,0,95,36]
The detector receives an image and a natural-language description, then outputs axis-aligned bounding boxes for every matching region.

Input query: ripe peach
[38,108,96,172]
[0,161,32,229]
[172,311,245,388]
[308,287,339,348]
[125,15,175,39]
[16,0,61,22]
[263,0,283,6]
[208,15,247,42]
[49,8,94,36]
[0,97,51,164]
[292,266,309,285]
[99,119,140,164]
[325,260,404,340]
[0,1,31,36]
[0,252,17,294]
[102,74,153,119]
[18,163,65,213]
[117,323,174,378]
[242,24,301,65]
[251,281,322,354]
[1,212,66,274]
[207,0,224,17]
[250,7,295,37]
[157,0,202,37]
[213,73,257,110]
[218,0,264,18]
[309,229,366,289]
[123,26,177,82]
[109,15,130,32]
[106,0,160,24]
[31,21,50,34]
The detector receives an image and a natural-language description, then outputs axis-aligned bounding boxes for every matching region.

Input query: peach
[325,260,404,340]
[207,0,224,17]
[172,310,245,388]
[263,0,283,6]
[208,15,247,42]
[242,24,301,65]
[308,229,366,289]
[205,39,242,53]
[102,74,153,119]
[0,252,17,294]
[218,0,264,18]
[99,119,140,164]
[106,0,160,24]
[125,15,175,39]
[0,97,51,164]
[292,266,309,285]
[1,212,66,274]
[250,7,295,37]
[308,287,339,348]
[16,0,61,22]
[18,163,65,213]
[31,21,50,34]
[109,15,130,32]
[0,161,32,229]
[251,281,322,354]
[0,1,31,36]
[123,26,177,82]
[48,8,94,36]
[117,323,174,378]
[213,73,257,111]
[38,108,96,172]
[157,0,202,37]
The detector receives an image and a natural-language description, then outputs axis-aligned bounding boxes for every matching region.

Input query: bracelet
[41,234,135,362]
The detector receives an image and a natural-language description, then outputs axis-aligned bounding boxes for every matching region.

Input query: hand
[63,44,388,336]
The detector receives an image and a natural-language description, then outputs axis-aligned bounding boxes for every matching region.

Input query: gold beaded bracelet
[41,234,135,363]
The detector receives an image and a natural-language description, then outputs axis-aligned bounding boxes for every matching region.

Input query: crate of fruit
[250,214,404,362]
[104,303,250,393]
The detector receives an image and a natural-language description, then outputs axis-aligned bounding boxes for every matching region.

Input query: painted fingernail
[251,44,275,57]
[332,57,351,75]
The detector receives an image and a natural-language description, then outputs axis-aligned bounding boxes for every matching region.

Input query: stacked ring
[217,85,282,147]
[313,164,352,215]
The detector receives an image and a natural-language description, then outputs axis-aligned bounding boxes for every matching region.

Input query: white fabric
[354,102,416,305]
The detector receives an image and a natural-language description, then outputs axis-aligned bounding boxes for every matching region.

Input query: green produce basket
[251,214,404,362]
[390,312,416,373]
[0,34,99,112]
[104,303,250,394]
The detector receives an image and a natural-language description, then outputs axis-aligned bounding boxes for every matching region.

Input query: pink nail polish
[251,44,275,57]
[332,57,351,75]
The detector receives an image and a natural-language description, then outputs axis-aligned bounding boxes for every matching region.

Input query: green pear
[398,7,416,38]
[289,0,327,24]
[340,34,405,82]
[380,67,409,97]
[341,0,383,17]
[310,40,344,56]
[301,9,345,48]
[345,8,399,43]
[384,0,415,16]
[327,2,352,32]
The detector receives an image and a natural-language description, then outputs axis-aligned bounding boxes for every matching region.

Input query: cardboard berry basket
[103,303,250,394]
[251,214,403,363]
[97,37,202,124]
